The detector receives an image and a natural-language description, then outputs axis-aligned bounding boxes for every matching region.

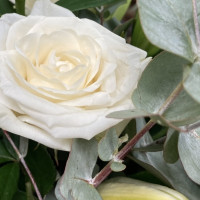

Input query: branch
[93,120,155,187]
[93,82,185,187]
[2,130,43,200]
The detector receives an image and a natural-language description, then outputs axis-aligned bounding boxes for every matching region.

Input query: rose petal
[0,104,71,151]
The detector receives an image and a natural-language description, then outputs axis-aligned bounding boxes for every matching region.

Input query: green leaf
[110,161,126,172]
[0,0,15,15]
[15,0,25,15]
[12,191,26,200]
[133,137,164,152]
[19,137,29,158]
[113,18,134,36]
[55,138,101,200]
[3,134,19,160]
[0,140,15,164]
[132,14,160,57]
[112,0,131,21]
[25,142,56,196]
[163,129,179,164]
[133,52,200,126]
[184,62,200,104]
[107,109,153,119]
[178,129,200,185]
[0,163,20,200]
[57,0,124,11]
[98,128,118,161]
[137,0,196,62]
[131,118,200,200]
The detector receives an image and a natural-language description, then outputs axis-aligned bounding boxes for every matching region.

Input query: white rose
[9,0,59,14]
[0,0,151,151]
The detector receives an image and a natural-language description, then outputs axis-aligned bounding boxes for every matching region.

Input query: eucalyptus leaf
[110,161,126,172]
[133,137,164,152]
[163,129,179,164]
[57,0,124,11]
[131,118,200,200]
[19,137,29,158]
[137,0,197,62]
[178,129,200,185]
[132,52,200,127]
[55,138,101,200]
[107,109,153,119]
[98,128,118,161]
[184,61,200,103]
[0,163,20,200]
[132,14,160,57]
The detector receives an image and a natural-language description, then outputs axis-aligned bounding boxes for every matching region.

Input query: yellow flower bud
[98,177,188,200]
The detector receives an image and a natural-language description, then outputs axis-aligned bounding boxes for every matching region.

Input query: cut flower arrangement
[0,0,199,200]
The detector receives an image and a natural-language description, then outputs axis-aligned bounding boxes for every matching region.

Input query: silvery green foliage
[137,0,198,62]
[178,129,200,185]
[163,129,179,164]
[55,138,102,200]
[132,119,200,200]
[98,128,119,161]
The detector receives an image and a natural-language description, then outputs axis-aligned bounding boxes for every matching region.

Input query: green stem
[93,82,185,188]
[2,130,43,200]
[93,120,155,187]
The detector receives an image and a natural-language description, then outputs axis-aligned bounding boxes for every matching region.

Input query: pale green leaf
[178,129,200,185]
[19,137,28,158]
[163,129,179,163]
[133,52,200,126]
[107,109,153,119]
[110,161,126,172]
[137,0,196,61]
[184,62,200,103]
[98,128,118,161]
[55,138,101,200]
[132,14,160,57]
[133,137,164,152]
[132,119,200,200]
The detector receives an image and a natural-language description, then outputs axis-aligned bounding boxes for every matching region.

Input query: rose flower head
[0,0,151,150]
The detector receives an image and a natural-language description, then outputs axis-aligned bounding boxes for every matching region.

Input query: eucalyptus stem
[93,120,155,187]
[2,130,43,200]
[192,0,200,51]
[93,82,185,187]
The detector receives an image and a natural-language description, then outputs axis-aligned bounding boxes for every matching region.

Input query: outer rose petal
[0,14,24,50]
[0,104,72,151]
